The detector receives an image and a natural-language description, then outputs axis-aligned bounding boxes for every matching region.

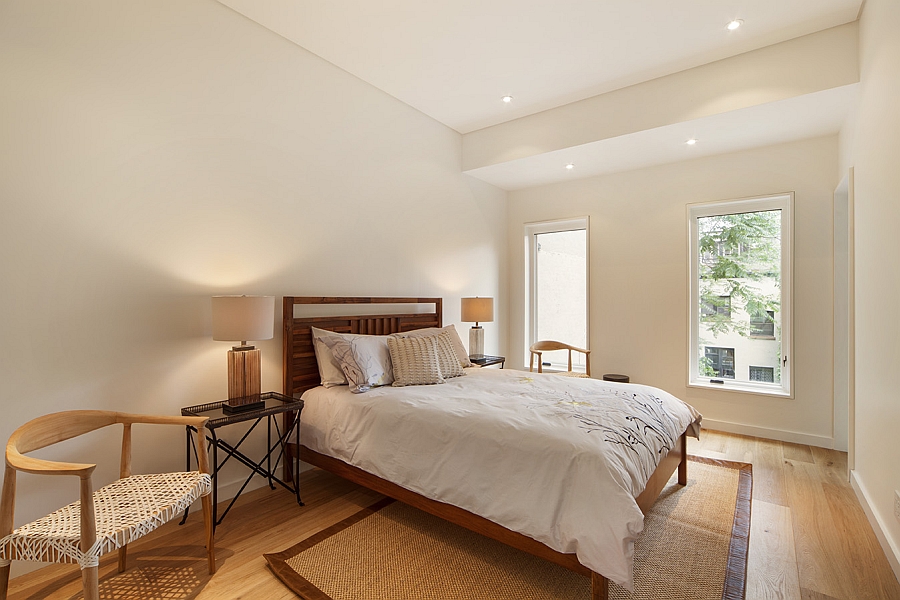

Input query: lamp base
[227,347,261,402]
[468,326,484,358]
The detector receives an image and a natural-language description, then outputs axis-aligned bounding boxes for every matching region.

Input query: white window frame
[524,217,590,370]
[688,194,793,397]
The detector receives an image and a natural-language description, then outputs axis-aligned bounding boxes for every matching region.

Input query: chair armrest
[6,450,95,478]
[115,413,209,428]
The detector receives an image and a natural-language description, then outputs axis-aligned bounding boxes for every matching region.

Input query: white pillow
[311,327,355,387]
[326,336,394,393]
[393,324,471,368]
[388,335,444,387]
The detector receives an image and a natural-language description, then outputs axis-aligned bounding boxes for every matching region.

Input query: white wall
[0,0,507,575]
[839,0,900,577]
[508,136,837,446]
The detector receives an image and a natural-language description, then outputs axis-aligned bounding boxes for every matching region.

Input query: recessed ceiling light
[726,19,743,31]
[686,138,698,145]
[565,163,575,170]
[501,95,513,103]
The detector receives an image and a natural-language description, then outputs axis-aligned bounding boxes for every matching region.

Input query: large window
[525,218,588,371]
[688,194,792,396]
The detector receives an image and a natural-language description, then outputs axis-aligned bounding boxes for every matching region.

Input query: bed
[282,297,701,600]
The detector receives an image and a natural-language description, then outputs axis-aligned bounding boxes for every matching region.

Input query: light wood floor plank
[810,446,848,483]
[785,459,852,599]
[692,427,729,461]
[752,437,788,507]
[800,588,842,600]
[783,442,815,464]
[747,499,802,600]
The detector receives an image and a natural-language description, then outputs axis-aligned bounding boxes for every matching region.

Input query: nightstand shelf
[469,355,506,368]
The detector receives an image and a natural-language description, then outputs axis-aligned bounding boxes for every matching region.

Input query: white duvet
[300,367,701,589]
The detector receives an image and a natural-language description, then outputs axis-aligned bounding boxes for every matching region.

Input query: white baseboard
[851,470,900,583]
[701,418,834,448]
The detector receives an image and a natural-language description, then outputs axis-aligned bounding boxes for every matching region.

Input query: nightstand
[470,355,506,368]
[180,392,303,530]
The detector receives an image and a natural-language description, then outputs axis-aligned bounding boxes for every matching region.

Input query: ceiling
[465,84,858,190]
[219,0,862,189]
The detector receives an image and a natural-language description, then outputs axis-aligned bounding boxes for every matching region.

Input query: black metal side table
[180,391,304,530]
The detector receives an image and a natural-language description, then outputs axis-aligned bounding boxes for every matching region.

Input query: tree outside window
[689,194,791,396]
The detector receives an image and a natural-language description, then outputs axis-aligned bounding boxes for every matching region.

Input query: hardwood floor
[5,429,900,599]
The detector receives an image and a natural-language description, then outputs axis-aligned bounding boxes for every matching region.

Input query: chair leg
[201,495,216,575]
[1,562,11,600]
[82,565,99,600]
[118,545,127,573]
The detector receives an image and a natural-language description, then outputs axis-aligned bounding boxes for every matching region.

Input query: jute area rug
[265,456,751,600]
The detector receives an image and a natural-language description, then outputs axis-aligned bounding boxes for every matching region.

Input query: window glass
[689,195,791,396]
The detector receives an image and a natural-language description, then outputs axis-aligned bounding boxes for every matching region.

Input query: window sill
[687,380,792,399]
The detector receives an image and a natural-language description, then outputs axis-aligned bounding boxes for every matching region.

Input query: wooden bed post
[282,297,296,483]
[678,433,688,485]
[591,572,609,600]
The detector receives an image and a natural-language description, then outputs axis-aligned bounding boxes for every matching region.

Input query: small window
[749,366,775,382]
[703,347,735,379]
[701,295,732,318]
[750,310,775,338]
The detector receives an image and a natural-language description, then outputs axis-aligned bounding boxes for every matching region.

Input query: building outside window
[750,310,776,338]
[749,366,775,382]
[525,218,588,371]
[704,346,735,378]
[701,295,732,318]
[688,194,792,396]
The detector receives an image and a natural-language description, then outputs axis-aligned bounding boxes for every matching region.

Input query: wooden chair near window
[529,340,591,378]
[0,411,216,600]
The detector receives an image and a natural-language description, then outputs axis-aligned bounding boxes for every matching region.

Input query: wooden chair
[529,340,591,378]
[0,411,216,600]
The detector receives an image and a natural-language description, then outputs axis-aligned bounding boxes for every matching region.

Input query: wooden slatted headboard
[282,296,443,399]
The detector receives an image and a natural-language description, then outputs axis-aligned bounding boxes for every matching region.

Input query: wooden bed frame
[282,296,688,600]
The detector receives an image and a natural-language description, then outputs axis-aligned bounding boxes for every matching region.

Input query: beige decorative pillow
[433,331,466,379]
[392,324,471,368]
[387,335,444,387]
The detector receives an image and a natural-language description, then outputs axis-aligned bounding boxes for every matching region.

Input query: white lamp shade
[212,296,275,342]
[461,297,494,323]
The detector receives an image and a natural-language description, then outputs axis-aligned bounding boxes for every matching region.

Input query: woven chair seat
[0,471,211,569]
[555,371,590,378]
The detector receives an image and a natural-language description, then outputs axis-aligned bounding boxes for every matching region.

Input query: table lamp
[461,297,493,358]
[212,295,275,409]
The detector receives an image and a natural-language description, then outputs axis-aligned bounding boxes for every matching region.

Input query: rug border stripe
[264,496,395,600]
[684,456,752,600]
